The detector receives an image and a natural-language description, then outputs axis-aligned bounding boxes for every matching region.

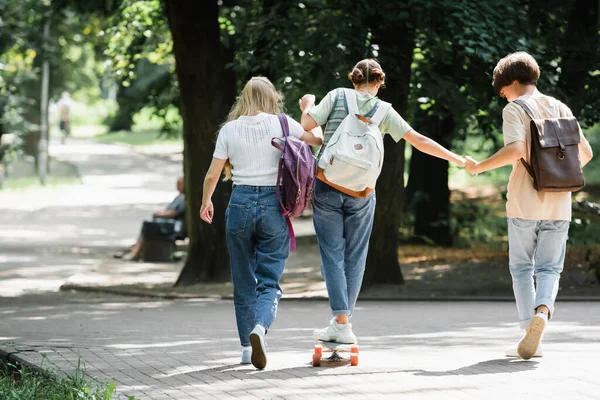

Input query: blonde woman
[200,77,322,369]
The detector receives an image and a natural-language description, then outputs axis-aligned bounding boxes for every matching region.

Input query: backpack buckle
[356,114,373,124]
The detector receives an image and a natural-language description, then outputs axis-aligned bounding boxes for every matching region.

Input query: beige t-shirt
[503,90,575,221]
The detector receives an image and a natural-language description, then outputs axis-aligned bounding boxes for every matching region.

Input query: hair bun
[348,59,386,86]
[352,68,364,81]
[370,68,383,77]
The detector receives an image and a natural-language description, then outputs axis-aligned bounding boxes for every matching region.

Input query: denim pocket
[261,206,286,236]
[226,204,249,235]
[510,218,537,229]
[313,180,329,203]
[550,220,570,231]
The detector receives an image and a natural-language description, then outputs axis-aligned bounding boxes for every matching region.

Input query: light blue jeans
[508,218,570,329]
[226,185,290,347]
[312,179,376,317]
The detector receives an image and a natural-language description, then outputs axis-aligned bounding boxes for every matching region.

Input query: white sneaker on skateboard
[312,318,357,344]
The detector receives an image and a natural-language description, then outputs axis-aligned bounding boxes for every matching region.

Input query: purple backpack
[271,114,316,250]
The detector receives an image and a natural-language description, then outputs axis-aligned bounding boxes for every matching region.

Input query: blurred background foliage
[0,0,598,254]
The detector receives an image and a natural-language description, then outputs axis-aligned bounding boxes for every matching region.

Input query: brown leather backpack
[513,99,585,192]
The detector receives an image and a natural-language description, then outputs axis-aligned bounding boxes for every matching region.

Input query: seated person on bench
[116,176,186,261]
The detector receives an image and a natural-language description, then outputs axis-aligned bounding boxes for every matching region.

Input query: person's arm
[403,130,466,166]
[464,141,526,175]
[300,127,323,146]
[579,131,593,168]
[153,209,178,218]
[299,91,336,131]
[300,95,318,130]
[286,113,323,146]
[561,103,593,168]
[199,157,228,224]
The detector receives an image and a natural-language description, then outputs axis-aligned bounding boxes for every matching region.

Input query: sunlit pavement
[1,294,599,400]
[0,138,182,296]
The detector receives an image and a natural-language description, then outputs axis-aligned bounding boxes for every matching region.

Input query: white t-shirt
[503,90,575,221]
[213,113,304,186]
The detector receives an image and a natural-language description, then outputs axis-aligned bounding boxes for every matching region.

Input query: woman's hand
[464,156,480,175]
[299,94,315,112]
[200,200,214,224]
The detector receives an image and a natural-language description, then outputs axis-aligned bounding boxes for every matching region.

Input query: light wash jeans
[226,185,290,347]
[508,218,570,329]
[312,179,376,317]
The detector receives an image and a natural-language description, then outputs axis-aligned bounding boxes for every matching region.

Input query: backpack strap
[274,113,297,251]
[274,114,289,212]
[317,89,346,160]
[285,217,296,251]
[512,99,539,120]
[369,101,392,125]
[511,99,537,181]
[343,88,359,116]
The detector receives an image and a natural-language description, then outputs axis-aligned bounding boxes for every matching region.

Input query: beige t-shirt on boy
[502,90,579,221]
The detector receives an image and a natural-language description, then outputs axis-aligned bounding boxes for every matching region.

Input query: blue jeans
[508,218,570,329]
[226,185,290,347]
[312,179,376,317]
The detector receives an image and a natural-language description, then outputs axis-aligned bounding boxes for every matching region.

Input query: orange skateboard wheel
[350,353,358,366]
[314,345,323,357]
[351,345,359,354]
[312,353,321,367]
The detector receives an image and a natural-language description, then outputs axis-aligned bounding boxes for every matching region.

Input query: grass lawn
[0,363,128,400]
[1,158,81,192]
[91,129,183,156]
[1,175,81,190]
[93,129,181,147]
[71,106,183,154]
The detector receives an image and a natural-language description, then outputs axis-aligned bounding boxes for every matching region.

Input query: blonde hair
[221,77,284,181]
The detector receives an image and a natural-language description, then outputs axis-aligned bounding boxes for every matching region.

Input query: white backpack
[318,88,392,192]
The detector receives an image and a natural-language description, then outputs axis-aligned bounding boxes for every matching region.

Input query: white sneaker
[505,344,543,358]
[518,313,547,360]
[312,318,358,344]
[241,348,251,365]
[249,325,267,369]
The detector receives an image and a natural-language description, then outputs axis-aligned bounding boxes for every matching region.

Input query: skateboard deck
[312,340,359,367]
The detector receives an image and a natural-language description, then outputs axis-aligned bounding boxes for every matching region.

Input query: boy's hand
[464,156,480,175]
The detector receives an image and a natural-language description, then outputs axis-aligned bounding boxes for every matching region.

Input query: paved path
[0,138,183,297]
[0,137,317,298]
[2,293,599,399]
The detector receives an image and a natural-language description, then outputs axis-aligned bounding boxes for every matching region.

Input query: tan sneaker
[505,344,543,358]
[517,313,547,360]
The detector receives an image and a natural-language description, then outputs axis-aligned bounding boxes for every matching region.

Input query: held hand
[199,201,214,224]
[464,156,480,175]
[299,94,315,112]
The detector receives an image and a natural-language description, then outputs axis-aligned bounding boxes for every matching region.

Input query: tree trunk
[165,0,235,285]
[405,112,454,246]
[363,4,416,285]
[107,84,135,132]
[557,0,599,115]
